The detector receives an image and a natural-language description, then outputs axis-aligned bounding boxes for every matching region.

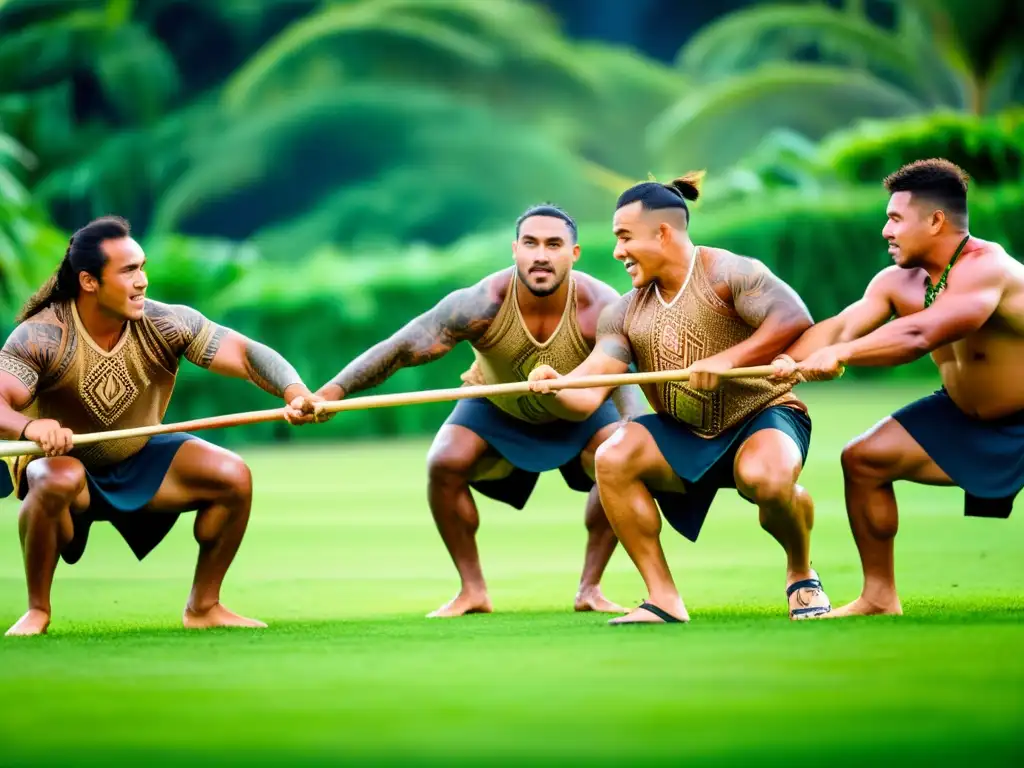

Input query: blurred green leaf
[648,64,924,173]
[222,0,601,119]
[150,86,605,248]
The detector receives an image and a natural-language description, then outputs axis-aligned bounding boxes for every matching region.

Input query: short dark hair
[883,159,969,226]
[515,204,577,243]
[18,215,131,322]
[615,171,704,226]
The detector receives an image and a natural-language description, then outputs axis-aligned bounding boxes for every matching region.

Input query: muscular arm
[712,253,814,366]
[584,282,648,419]
[208,332,306,400]
[834,257,1004,367]
[0,320,62,438]
[319,278,502,399]
[542,294,636,421]
[148,301,305,400]
[784,268,898,360]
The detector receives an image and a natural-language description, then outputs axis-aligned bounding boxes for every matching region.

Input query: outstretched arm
[318,278,502,400]
[147,302,307,402]
[831,258,1003,367]
[529,295,635,421]
[783,268,898,361]
[207,332,307,401]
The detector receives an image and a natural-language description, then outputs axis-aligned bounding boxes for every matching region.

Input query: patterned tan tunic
[624,248,803,438]
[0,299,225,470]
[466,273,592,424]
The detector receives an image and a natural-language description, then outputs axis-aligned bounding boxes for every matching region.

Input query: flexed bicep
[723,256,811,331]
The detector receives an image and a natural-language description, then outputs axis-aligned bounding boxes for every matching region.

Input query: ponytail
[667,170,705,202]
[16,241,77,322]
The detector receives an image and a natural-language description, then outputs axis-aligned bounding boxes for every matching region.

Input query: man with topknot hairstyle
[530,172,833,624]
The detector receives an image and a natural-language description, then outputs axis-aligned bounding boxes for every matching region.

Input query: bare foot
[608,600,689,625]
[182,603,267,629]
[574,586,627,614]
[427,591,493,618]
[825,595,903,619]
[5,609,51,637]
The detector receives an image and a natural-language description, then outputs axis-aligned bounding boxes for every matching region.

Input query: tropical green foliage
[819,109,1024,185]
[654,0,1024,173]
[0,0,1022,442]
[0,0,673,254]
[0,126,65,323]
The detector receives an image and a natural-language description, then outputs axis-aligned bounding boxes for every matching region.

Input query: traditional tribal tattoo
[595,294,634,365]
[148,301,228,368]
[243,340,302,398]
[331,281,502,397]
[711,253,807,328]
[0,320,65,392]
[148,301,204,348]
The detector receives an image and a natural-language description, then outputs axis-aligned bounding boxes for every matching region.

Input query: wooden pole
[0,365,777,459]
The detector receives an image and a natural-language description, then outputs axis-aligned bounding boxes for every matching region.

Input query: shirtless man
[529,174,832,624]
[777,158,1024,617]
[310,205,648,617]
[0,216,312,636]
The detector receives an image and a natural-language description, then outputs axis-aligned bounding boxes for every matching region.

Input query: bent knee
[26,460,86,508]
[427,445,478,481]
[736,464,795,508]
[594,424,648,480]
[841,435,894,480]
[581,425,619,479]
[211,454,253,500]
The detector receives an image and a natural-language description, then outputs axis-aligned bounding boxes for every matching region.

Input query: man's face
[83,237,148,321]
[612,202,666,289]
[513,216,579,297]
[883,191,941,268]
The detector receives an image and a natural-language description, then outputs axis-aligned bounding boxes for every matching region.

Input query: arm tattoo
[243,340,302,398]
[147,301,228,368]
[331,282,501,396]
[715,254,807,328]
[595,295,634,364]
[0,320,64,393]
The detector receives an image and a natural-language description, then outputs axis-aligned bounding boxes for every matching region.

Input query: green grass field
[1,383,1022,767]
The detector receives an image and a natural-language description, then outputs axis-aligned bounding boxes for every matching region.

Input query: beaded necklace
[924,235,969,308]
